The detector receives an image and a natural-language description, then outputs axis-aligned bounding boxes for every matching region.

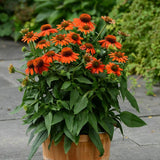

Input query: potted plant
[9,13,146,160]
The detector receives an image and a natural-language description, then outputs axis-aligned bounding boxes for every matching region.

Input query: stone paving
[0,39,160,160]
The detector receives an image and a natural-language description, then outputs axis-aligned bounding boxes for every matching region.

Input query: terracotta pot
[43,133,110,160]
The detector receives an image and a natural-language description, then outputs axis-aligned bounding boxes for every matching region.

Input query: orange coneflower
[33,57,50,74]
[78,24,95,35]
[83,53,93,63]
[73,13,95,28]
[22,31,39,44]
[36,40,50,49]
[59,47,79,64]
[57,20,74,31]
[99,35,122,50]
[38,24,58,37]
[101,16,115,24]
[25,59,35,75]
[86,57,105,74]
[109,52,128,63]
[42,51,60,63]
[106,62,123,76]
[51,34,69,46]
[80,43,95,55]
[67,32,83,45]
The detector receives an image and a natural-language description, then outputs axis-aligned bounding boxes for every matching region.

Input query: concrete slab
[0,39,23,60]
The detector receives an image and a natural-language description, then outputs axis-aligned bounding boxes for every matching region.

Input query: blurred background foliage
[0,0,160,94]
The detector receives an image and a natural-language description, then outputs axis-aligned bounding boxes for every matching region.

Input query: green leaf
[57,100,70,110]
[99,119,111,136]
[10,105,23,114]
[28,130,48,160]
[48,10,64,24]
[120,111,146,127]
[73,110,88,135]
[52,112,64,125]
[28,130,35,145]
[75,76,92,84]
[35,11,52,22]
[126,90,140,112]
[46,76,59,87]
[88,113,98,133]
[120,75,127,100]
[34,122,46,134]
[44,112,53,136]
[61,81,71,90]
[63,112,74,132]
[70,89,79,108]
[88,126,104,157]
[34,102,39,112]
[64,136,72,154]
[74,95,88,114]
[64,0,78,5]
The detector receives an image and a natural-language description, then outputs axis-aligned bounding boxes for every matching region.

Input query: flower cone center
[72,34,79,41]
[83,25,90,30]
[26,32,34,38]
[34,59,44,67]
[46,51,55,57]
[62,48,73,57]
[27,60,34,68]
[56,35,65,41]
[41,24,52,31]
[80,14,91,22]
[61,22,69,28]
[105,35,116,43]
[92,61,100,68]
[111,64,118,71]
[116,52,122,58]
[38,40,46,44]
[85,43,93,49]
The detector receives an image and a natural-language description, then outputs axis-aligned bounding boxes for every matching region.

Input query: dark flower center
[105,35,116,43]
[38,40,46,44]
[34,59,44,67]
[62,48,73,57]
[56,35,65,41]
[27,60,34,68]
[80,14,91,22]
[83,54,91,62]
[61,22,69,28]
[72,34,79,41]
[41,24,52,31]
[104,16,112,23]
[92,61,100,68]
[85,43,93,49]
[83,25,90,30]
[111,64,118,71]
[46,51,55,57]
[26,32,34,38]
[116,52,122,58]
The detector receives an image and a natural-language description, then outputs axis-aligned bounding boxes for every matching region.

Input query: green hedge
[110,0,160,95]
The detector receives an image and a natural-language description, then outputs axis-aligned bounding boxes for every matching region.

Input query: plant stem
[95,23,107,41]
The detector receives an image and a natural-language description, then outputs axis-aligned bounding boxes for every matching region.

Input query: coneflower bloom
[86,58,105,74]
[42,51,60,63]
[83,53,93,63]
[106,62,123,76]
[38,24,58,37]
[73,13,95,28]
[33,57,50,74]
[57,20,74,31]
[78,24,95,35]
[22,31,39,44]
[25,59,35,75]
[99,35,122,49]
[51,34,69,46]
[36,40,50,49]
[109,52,128,63]
[67,32,83,45]
[80,43,95,55]
[101,16,115,24]
[59,47,79,64]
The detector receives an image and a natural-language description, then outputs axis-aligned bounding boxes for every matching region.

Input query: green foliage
[110,0,160,94]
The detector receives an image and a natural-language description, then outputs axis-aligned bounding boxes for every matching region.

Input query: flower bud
[22,46,28,52]
[8,64,15,73]
[20,28,29,35]
[23,105,27,111]
[108,45,117,51]
[21,76,29,87]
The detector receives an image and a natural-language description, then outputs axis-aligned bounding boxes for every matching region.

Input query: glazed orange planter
[42,133,110,160]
